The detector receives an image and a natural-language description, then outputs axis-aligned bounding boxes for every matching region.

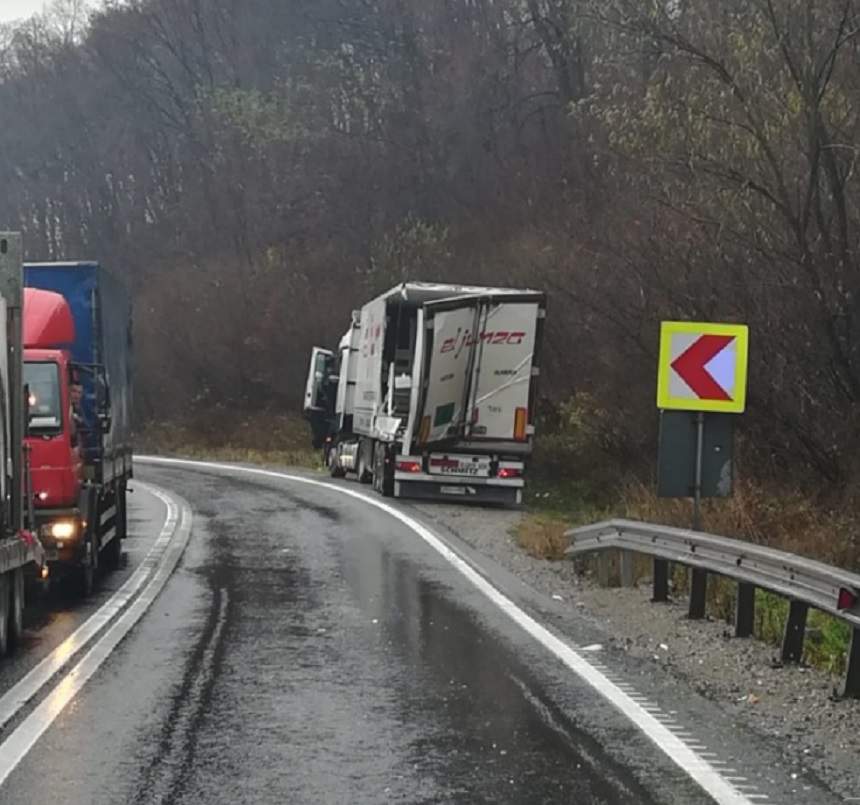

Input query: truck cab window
[24,362,62,432]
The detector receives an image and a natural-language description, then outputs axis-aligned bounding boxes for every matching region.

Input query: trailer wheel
[8,568,24,648]
[0,573,9,657]
[357,441,373,484]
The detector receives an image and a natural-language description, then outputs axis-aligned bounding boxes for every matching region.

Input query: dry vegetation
[515,515,570,561]
[136,413,322,471]
[623,480,860,572]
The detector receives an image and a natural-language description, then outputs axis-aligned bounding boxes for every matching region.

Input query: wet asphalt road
[0,464,846,804]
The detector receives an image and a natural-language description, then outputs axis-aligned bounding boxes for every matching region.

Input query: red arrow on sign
[671,335,734,401]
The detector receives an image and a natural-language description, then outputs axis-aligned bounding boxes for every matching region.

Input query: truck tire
[373,444,395,498]
[327,446,346,479]
[103,531,122,570]
[0,573,9,657]
[8,568,24,648]
[77,534,97,598]
[357,440,373,485]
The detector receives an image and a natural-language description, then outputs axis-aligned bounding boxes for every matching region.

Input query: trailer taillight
[498,467,522,479]
[396,460,422,474]
[514,407,528,441]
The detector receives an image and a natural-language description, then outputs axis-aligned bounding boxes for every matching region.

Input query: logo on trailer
[439,330,527,354]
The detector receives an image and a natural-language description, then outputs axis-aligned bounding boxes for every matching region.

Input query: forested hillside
[2,0,860,497]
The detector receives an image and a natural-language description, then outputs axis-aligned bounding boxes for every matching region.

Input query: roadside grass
[136,413,322,471]
[517,476,614,561]
[515,514,569,560]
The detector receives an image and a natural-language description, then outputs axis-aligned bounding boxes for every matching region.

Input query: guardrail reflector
[838,587,858,610]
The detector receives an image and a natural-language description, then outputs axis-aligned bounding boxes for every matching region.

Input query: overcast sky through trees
[0,1,48,22]
[0,0,97,24]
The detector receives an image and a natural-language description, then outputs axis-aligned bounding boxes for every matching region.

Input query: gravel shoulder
[411,501,860,801]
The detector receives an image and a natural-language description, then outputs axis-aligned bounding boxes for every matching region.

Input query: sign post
[693,411,704,530]
[655,321,749,613]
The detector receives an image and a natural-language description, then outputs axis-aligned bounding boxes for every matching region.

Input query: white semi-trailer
[304,283,545,505]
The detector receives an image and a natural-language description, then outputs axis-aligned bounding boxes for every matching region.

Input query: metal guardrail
[565,519,860,698]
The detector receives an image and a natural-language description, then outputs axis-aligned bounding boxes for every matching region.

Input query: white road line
[0,486,192,788]
[0,482,176,733]
[139,456,755,805]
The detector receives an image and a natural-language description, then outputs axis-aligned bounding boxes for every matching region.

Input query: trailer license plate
[429,454,490,477]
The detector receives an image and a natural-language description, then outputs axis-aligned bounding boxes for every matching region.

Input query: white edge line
[138,456,755,805]
[0,487,192,788]
[0,482,176,732]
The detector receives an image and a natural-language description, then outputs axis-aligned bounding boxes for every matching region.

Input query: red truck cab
[23,289,85,568]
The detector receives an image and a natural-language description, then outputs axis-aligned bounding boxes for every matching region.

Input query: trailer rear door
[418,294,542,445]
[417,302,478,443]
[468,300,540,442]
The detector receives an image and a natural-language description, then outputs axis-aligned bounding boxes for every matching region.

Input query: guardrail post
[735,583,755,638]
[652,558,669,602]
[842,628,860,699]
[781,600,808,664]
[688,568,707,619]
[620,551,635,588]
[597,552,614,587]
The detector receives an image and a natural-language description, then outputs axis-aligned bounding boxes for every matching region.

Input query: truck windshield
[25,362,63,431]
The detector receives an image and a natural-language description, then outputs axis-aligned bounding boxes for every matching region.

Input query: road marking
[0,482,176,734]
[139,456,757,805]
[0,485,192,788]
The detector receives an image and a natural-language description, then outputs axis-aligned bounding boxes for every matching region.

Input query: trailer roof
[371,282,542,307]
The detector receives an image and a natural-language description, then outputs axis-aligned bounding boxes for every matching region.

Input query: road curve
[0,460,844,804]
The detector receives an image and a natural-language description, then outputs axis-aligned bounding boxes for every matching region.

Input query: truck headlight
[50,521,77,540]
